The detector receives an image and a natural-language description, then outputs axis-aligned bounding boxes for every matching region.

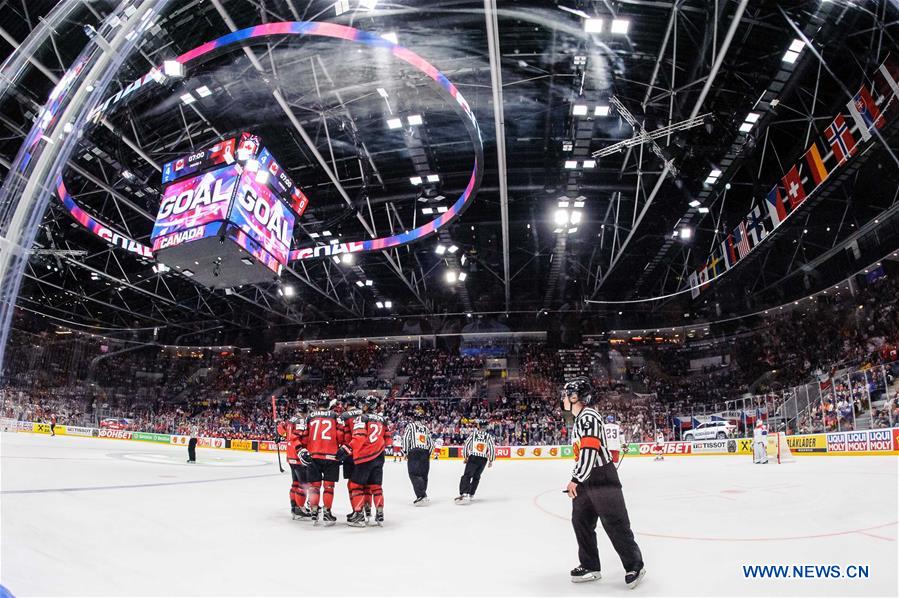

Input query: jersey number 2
[368,423,382,443]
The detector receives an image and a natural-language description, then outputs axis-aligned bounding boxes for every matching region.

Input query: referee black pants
[459,455,488,496]
[572,462,643,573]
[406,448,431,498]
[187,438,197,462]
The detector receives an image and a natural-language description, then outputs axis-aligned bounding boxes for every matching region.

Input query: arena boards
[6,419,898,458]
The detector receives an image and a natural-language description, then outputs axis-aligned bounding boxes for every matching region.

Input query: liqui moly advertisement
[151,165,241,241]
[229,170,295,265]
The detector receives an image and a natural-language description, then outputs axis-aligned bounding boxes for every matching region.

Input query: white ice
[1,433,896,597]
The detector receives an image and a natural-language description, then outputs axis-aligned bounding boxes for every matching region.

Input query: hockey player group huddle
[277,393,498,527]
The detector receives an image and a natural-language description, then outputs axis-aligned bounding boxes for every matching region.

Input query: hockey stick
[272,396,284,473]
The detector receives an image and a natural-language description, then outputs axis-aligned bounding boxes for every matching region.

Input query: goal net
[765,431,795,464]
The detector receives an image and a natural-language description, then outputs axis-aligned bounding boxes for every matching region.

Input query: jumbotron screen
[150,165,240,248]
[229,168,296,266]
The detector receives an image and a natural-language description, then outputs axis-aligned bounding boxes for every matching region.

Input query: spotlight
[584,18,603,33]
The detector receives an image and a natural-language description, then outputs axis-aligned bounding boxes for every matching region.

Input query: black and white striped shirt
[463,430,495,462]
[402,422,434,453]
[571,407,612,483]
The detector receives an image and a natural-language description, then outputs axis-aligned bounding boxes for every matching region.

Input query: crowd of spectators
[3,272,899,444]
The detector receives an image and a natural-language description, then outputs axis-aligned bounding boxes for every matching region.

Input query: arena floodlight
[554,209,570,227]
[365,280,373,286]
[445,270,458,283]
[332,255,341,264]
[182,269,194,277]
[679,227,693,240]
[448,245,459,254]
[410,176,423,185]
[322,230,332,237]
[381,31,398,44]
[460,255,467,265]
[745,112,760,124]
[789,39,804,53]
[558,200,570,208]
[689,200,701,208]
[782,50,800,64]
[195,85,212,98]
[387,117,403,129]
[570,211,582,224]
[458,272,468,281]
[611,19,630,35]
[427,174,440,183]
[698,206,710,214]
[583,160,596,168]
[422,207,434,215]
[574,200,585,208]
[437,206,448,213]
[179,92,196,105]
[584,18,603,33]
[163,60,183,78]
[408,114,423,126]
[435,244,447,255]
[567,227,578,234]
[564,160,577,169]
[376,301,384,309]
[572,104,588,116]
[739,122,753,133]
[377,87,389,98]
[594,105,610,116]
[283,285,295,297]
[384,300,393,308]
[341,253,355,265]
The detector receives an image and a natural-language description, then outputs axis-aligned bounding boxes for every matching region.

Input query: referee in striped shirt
[455,421,495,504]
[402,416,434,505]
[562,377,645,589]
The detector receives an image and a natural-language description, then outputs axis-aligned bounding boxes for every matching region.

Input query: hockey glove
[336,445,351,462]
[299,449,312,466]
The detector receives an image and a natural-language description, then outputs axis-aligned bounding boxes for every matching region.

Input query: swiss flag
[781,165,806,210]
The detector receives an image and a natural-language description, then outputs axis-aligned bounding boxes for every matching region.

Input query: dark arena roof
[1,0,898,350]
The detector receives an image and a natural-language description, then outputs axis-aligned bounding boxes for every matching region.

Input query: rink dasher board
[5,420,899,457]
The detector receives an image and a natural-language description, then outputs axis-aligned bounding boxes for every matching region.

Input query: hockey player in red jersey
[346,395,391,527]
[337,394,364,520]
[300,393,344,526]
[279,402,310,520]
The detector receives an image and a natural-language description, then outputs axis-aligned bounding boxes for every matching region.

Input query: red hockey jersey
[350,413,392,464]
[305,410,342,460]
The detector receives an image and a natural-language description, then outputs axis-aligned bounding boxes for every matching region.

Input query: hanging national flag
[802,142,829,186]
[825,114,857,165]
[846,85,884,141]
[746,205,768,245]
[720,234,737,269]
[853,86,883,129]
[781,165,806,210]
[688,272,700,299]
[733,221,751,258]
[765,185,787,227]
[707,252,723,279]
[698,265,709,286]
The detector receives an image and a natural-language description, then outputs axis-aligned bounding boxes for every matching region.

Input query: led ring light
[67,21,484,262]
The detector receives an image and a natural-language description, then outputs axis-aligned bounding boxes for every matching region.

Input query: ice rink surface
[1,433,896,597]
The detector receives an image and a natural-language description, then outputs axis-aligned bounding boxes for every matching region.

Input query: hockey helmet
[562,376,594,405]
[606,415,615,424]
[362,394,379,412]
[316,393,336,410]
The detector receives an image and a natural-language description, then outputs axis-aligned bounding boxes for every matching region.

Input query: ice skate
[413,496,430,506]
[373,508,384,526]
[321,508,337,526]
[309,507,320,525]
[346,511,366,527]
[625,567,646,589]
[570,566,601,583]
